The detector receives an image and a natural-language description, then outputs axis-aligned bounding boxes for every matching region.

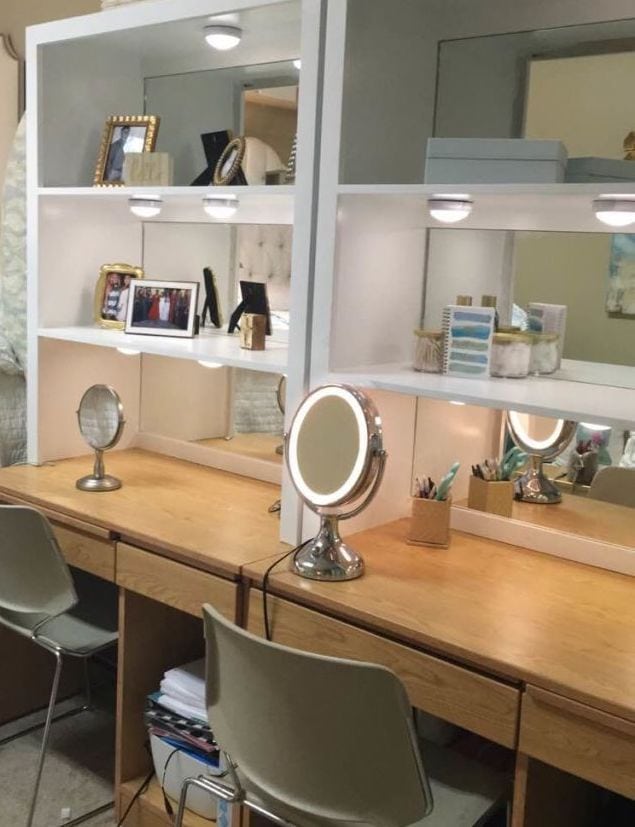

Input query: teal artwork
[607,234,635,317]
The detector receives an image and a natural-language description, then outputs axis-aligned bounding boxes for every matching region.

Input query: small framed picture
[94,115,160,186]
[214,136,247,185]
[94,263,144,330]
[125,279,199,339]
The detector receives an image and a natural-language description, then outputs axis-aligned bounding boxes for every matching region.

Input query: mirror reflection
[422,229,635,386]
[78,385,124,450]
[434,18,635,184]
[145,60,298,185]
[413,397,635,551]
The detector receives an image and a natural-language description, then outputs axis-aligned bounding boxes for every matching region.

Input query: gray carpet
[0,691,116,827]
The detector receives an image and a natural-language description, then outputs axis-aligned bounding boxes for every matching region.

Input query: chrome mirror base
[76,474,121,492]
[294,515,364,581]
[515,466,561,504]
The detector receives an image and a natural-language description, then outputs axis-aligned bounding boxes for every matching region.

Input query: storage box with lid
[425,138,567,184]
[566,157,635,183]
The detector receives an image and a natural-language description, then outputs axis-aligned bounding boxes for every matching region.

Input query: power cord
[116,766,154,826]
[262,543,303,641]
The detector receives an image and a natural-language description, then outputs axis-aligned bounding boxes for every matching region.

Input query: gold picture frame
[93,115,160,186]
[94,263,144,330]
[213,136,246,185]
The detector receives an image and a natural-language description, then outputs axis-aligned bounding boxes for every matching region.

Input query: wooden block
[239,314,266,350]
[468,476,514,518]
[407,496,451,548]
[123,152,174,186]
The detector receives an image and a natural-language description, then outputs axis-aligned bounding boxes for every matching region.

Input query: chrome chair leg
[26,650,63,827]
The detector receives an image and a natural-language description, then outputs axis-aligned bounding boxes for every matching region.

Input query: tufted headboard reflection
[237,224,292,312]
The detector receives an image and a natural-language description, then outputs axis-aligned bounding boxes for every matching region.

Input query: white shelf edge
[329,363,635,430]
[38,326,288,375]
[37,185,294,198]
[337,182,635,197]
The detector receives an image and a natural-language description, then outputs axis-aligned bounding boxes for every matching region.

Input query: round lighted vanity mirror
[285,385,386,581]
[76,385,125,492]
[507,411,576,504]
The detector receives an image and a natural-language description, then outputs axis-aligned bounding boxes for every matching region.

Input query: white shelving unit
[27,0,326,543]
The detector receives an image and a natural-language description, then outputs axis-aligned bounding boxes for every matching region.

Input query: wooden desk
[0,449,282,827]
[244,520,635,813]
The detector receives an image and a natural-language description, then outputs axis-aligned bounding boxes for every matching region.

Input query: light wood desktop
[0,454,632,826]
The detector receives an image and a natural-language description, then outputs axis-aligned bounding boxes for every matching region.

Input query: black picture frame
[190,130,233,186]
[228,281,272,336]
[200,267,222,328]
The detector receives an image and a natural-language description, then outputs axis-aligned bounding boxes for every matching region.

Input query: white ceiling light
[593,197,635,227]
[428,197,473,224]
[449,400,466,406]
[117,347,140,356]
[204,25,242,50]
[203,196,238,220]
[128,195,162,218]
[198,360,224,369]
[293,59,301,69]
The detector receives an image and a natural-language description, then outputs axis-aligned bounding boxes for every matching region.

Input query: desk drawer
[520,686,635,799]
[247,591,519,748]
[117,542,238,621]
[52,524,115,582]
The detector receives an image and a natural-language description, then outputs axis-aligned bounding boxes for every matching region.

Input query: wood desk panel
[117,543,238,621]
[247,591,519,747]
[52,524,115,581]
[244,519,635,723]
[0,449,282,578]
[520,686,635,799]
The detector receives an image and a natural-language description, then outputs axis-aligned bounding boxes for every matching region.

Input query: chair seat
[0,569,118,656]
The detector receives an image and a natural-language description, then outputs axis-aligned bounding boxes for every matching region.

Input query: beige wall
[0,0,97,58]
[517,51,635,366]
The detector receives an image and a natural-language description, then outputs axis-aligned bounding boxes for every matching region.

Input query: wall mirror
[422,229,635,389]
[145,59,298,186]
[286,385,386,581]
[434,16,635,183]
[412,397,635,558]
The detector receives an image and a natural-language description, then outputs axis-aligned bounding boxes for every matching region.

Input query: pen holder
[467,476,514,518]
[407,496,452,549]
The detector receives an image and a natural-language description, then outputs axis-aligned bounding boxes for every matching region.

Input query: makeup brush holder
[467,477,514,518]
[407,496,452,548]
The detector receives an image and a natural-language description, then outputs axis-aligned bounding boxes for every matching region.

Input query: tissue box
[566,157,635,183]
[150,734,229,822]
[425,138,567,184]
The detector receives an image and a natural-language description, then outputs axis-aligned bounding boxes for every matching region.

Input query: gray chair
[175,603,507,827]
[588,466,635,508]
[0,505,118,827]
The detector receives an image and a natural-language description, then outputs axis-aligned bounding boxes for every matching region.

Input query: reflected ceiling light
[593,197,635,227]
[117,347,140,356]
[293,59,301,69]
[428,197,473,224]
[449,400,466,406]
[198,360,223,369]
[580,422,611,431]
[128,195,162,218]
[204,25,242,50]
[203,195,238,219]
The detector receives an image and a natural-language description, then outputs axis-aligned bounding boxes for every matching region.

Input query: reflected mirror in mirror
[422,229,635,388]
[413,397,635,554]
[76,385,125,492]
[286,385,386,581]
[435,16,635,183]
[145,60,298,185]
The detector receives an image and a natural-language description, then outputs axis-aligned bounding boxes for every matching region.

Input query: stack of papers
[157,658,207,723]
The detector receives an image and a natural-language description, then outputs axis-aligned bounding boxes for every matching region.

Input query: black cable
[116,767,155,826]
[262,543,302,641]
[160,746,182,817]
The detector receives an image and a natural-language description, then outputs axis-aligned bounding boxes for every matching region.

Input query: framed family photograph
[125,279,199,338]
[94,114,160,186]
[94,263,144,330]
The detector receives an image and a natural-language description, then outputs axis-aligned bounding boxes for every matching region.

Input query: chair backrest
[0,505,76,617]
[588,467,635,508]
[203,603,432,827]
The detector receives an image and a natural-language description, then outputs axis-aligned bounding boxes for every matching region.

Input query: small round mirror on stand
[285,384,387,581]
[506,411,576,504]
[76,385,125,492]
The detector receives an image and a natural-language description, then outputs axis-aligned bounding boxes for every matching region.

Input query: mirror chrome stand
[294,515,364,581]
[514,455,561,504]
[76,449,122,492]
